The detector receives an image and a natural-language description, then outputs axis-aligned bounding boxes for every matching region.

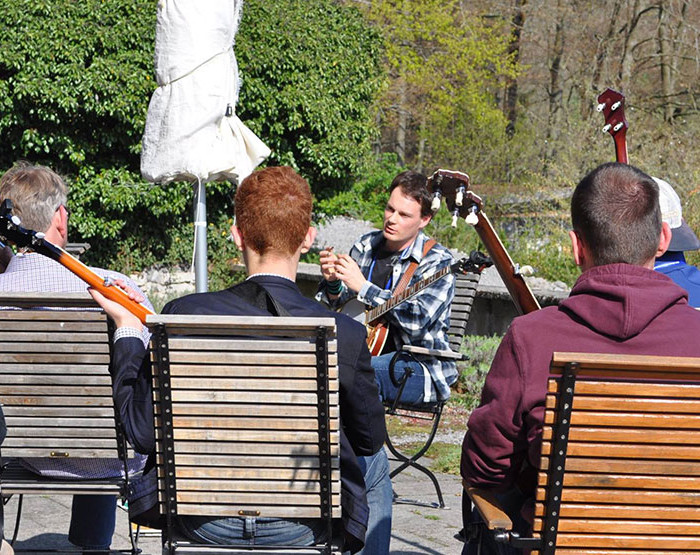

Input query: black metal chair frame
[383,270,481,509]
[464,361,577,553]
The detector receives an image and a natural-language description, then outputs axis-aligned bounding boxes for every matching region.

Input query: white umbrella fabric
[141,0,270,291]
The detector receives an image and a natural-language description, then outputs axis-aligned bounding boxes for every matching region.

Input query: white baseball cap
[653,176,700,252]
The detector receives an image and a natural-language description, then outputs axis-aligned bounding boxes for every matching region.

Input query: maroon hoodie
[461,263,700,496]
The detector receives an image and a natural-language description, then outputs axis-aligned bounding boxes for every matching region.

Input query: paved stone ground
[3,454,465,554]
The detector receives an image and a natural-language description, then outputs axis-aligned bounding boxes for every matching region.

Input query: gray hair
[0,162,68,232]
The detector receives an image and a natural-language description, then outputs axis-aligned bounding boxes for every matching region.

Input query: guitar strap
[391,238,437,297]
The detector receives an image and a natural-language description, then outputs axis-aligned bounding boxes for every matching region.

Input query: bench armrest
[400,344,466,361]
[466,484,513,531]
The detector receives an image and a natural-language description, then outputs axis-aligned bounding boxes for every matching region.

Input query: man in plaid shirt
[317,170,457,406]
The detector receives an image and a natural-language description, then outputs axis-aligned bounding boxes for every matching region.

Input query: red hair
[234,166,312,256]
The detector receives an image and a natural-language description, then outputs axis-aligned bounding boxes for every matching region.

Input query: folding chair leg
[385,414,446,509]
[0,492,9,555]
[127,519,141,554]
[8,495,21,546]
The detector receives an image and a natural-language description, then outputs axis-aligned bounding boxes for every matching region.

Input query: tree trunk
[658,0,675,122]
[504,0,527,137]
[543,0,565,172]
[588,0,623,118]
[395,81,408,165]
[618,0,644,84]
[416,114,426,174]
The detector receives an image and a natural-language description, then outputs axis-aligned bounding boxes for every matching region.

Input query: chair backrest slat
[148,314,341,525]
[534,352,700,553]
[0,294,124,459]
[447,271,480,352]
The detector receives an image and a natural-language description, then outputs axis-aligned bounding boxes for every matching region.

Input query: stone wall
[130,267,195,310]
[131,260,569,335]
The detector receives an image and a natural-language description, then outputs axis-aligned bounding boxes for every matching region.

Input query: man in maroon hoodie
[460,162,700,554]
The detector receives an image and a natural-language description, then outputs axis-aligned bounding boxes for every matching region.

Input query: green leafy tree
[0,0,176,269]
[236,0,385,196]
[0,1,156,172]
[0,0,386,273]
[356,0,517,180]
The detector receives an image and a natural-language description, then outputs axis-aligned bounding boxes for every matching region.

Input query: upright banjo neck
[428,169,540,316]
[597,88,629,164]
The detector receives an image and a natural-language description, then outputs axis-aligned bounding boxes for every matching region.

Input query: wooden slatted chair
[385,270,481,508]
[147,314,342,554]
[468,351,700,554]
[0,293,137,552]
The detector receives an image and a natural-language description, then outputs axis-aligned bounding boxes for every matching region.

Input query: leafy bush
[453,334,502,410]
[0,0,385,277]
[236,0,385,195]
[314,153,404,223]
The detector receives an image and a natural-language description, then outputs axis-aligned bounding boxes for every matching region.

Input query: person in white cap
[653,176,700,307]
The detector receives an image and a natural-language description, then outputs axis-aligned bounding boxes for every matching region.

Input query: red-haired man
[91,166,387,553]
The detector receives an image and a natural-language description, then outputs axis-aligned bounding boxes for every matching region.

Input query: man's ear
[300,227,317,254]
[418,214,432,230]
[53,205,68,244]
[231,225,244,251]
[569,230,586,268]
[656,221,672,258]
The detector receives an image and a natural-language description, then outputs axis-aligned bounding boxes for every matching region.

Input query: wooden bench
[385,270,482,508]
[147,314,342,554]
[468,351,700,554]
[0,293,136,551]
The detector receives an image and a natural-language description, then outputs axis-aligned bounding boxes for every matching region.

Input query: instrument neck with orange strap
[0,200,154,324]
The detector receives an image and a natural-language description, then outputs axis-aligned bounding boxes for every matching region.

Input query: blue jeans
[356,449,392,555]
[372,352,434,405]
[177,516,328,546]
[68,494,117,550]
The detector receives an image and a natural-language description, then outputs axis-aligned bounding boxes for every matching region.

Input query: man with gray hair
[0,162,152,552]
[653,176,700,307]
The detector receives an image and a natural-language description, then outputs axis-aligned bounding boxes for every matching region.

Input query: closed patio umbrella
[141,0,270,292]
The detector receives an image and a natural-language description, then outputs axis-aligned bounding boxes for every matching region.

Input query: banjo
[596,88,628,164]
[428,169,540,315]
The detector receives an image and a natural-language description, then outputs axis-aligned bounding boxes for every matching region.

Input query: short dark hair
[234,166,312,257]
[389,170,432,218]
[571,162,661,266]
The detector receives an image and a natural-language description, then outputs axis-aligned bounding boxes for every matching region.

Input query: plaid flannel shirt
[317,230,457,401]
[0,252,150,479]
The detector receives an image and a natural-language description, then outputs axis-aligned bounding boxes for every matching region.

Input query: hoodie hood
[560,263,688,340]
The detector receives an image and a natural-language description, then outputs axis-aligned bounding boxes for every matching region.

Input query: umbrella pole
[194,178,208,292]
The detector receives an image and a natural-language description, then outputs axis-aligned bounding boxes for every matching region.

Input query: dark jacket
[461,263,700,497]
[111,275,386,552]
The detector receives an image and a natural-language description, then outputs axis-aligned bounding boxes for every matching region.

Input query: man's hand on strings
[333,254,367,294]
